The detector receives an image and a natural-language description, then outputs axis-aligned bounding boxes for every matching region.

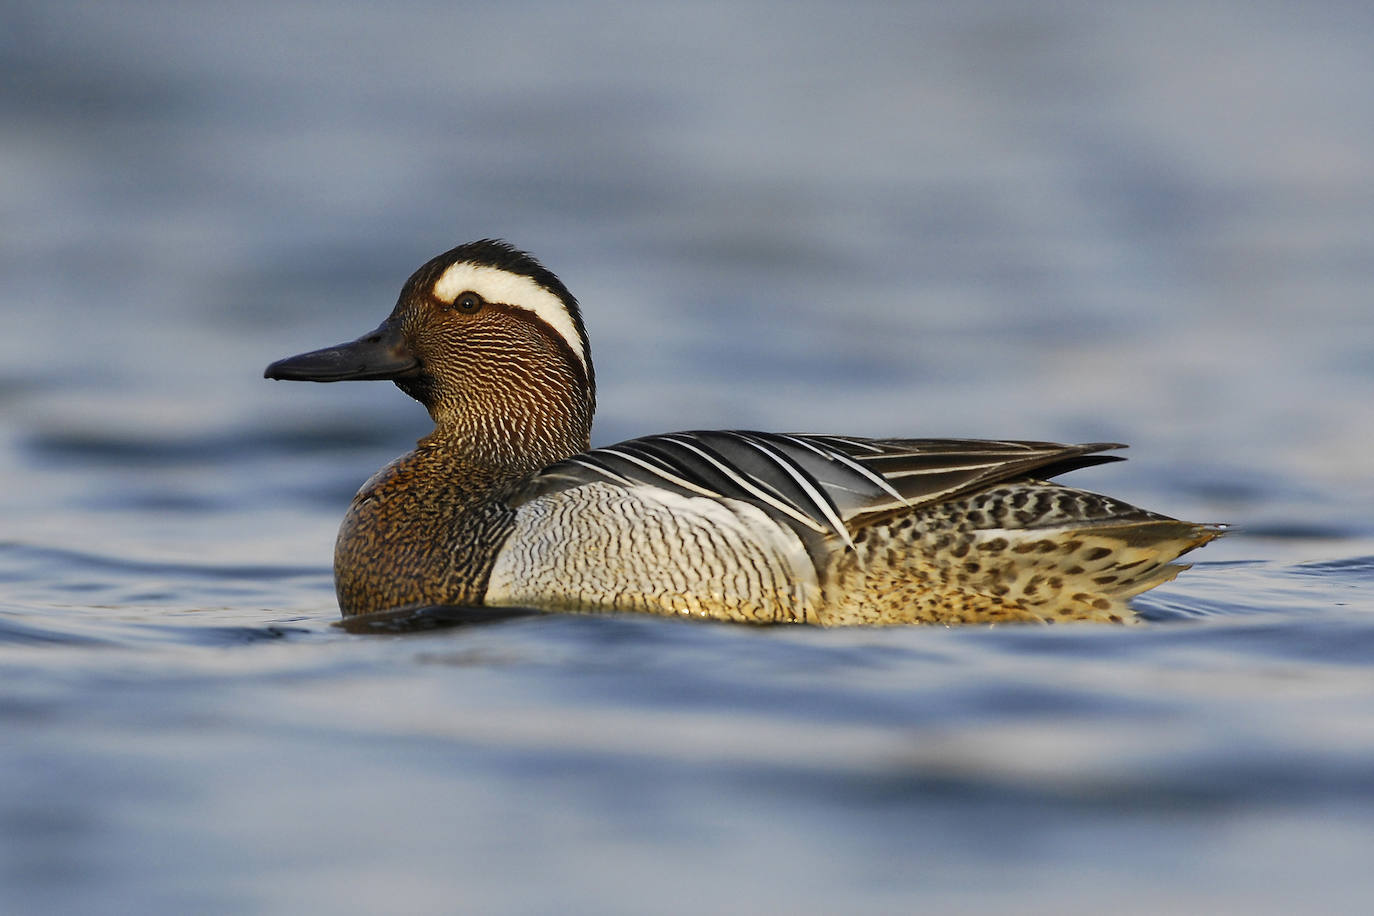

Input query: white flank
[485,482,817,618]
[432,262,588,375]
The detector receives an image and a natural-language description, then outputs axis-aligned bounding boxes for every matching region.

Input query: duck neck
[333,373,593,617]
[421,364,594,480]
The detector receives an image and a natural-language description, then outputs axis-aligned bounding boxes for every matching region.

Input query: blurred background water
[3,1,1374,913]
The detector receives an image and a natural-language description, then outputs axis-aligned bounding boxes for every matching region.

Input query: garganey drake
[265,239,1220,625]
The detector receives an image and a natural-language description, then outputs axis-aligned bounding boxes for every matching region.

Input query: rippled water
[4,2,1374,913]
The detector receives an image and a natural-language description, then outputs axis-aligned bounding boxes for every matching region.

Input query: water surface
[3,2,1374,913]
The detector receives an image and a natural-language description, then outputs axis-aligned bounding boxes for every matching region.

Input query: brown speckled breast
[333,445,517,616]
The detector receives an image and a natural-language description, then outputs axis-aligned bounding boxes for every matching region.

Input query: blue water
[4,2,1374,913]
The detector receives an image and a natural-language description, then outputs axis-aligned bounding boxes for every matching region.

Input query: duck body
[266,240,1220,625]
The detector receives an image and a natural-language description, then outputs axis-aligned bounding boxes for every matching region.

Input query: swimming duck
[265,239,1220,625]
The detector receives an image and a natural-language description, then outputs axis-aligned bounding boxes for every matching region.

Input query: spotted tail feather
[823,484,1224,625]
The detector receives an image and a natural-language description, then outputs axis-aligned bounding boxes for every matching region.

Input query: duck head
[266,240,596,473]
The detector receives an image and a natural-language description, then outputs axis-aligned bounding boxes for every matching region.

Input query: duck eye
[452,292,484,314]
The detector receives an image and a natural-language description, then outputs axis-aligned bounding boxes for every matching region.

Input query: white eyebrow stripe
[432,262,588,376]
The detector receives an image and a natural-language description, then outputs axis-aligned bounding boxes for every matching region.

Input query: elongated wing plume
[518,430,1129,546]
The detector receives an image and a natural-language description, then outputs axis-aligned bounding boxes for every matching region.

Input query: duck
[265,239,1221,625]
